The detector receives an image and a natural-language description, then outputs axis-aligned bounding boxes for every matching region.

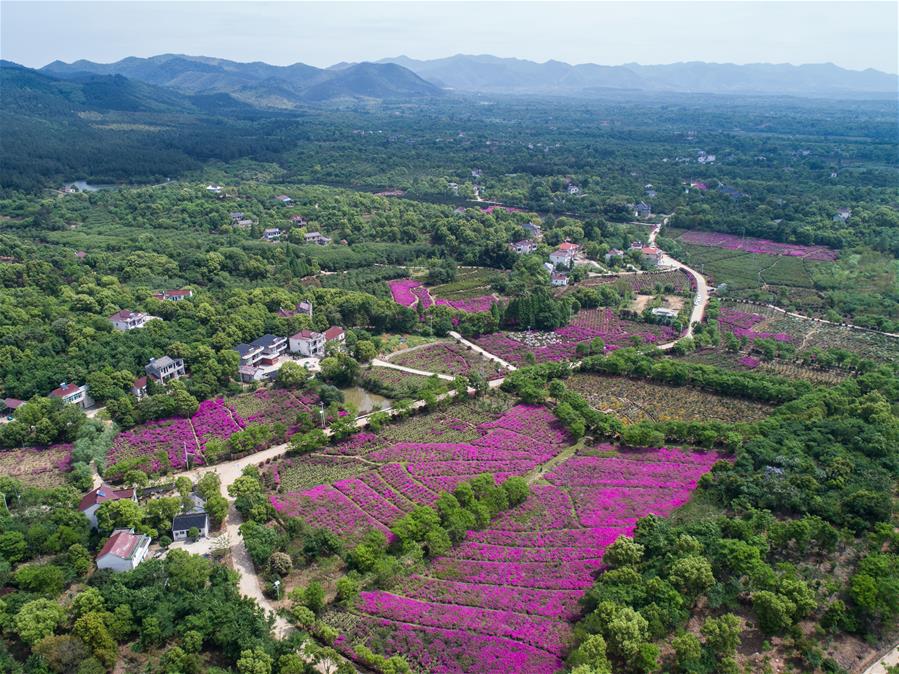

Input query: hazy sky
[2,1,897,74]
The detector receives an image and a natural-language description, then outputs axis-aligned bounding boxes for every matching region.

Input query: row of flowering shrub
[389,341,507,380]
[0,443,73,488]
[332,445,721,673]
[718,307,792,342]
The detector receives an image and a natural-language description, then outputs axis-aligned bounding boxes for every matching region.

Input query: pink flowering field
[106,388,323,477]
[473,308,679,364]
[718,307,792,343]
[388,278,496,314]
[679,230,837,261]
[268,403,570,542]
[331,444,721,673]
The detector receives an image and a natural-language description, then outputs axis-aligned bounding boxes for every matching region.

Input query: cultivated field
[0,444,73,488]
[387,340,508,380]
[566,373,773,424]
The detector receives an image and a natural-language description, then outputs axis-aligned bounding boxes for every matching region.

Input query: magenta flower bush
[108,416,198,473]
[390,341,506,380]
[0,443,74,488]
[680,230,838,261]
[435,296,496,313]
[192,398,241,451]
[739,355,761,369]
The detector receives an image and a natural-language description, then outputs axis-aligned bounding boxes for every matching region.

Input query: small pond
[339,386,392,414]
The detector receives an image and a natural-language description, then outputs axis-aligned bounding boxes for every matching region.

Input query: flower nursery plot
[265,401,571,545]
[107,416,199,475]
[225,387,321,434]
[327,444,722,673]
[578,269,692,294]
[473,308,678,365]
[566,372,773,424]
[388,340,508,380]
[388,277,498,313]
[363,365,449,399]
[0,444,73,488]
[678,230,838,261]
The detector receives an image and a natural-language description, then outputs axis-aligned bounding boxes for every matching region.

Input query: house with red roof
[131,377,148,400]
[96,529,150,572]
[49,382,93,409]
[549,242,579,268]
[324,326,346,348]
[289,329,325,358]
[637,246,663,267]
[79,483,137,529]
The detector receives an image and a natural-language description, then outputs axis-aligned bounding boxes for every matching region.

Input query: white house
[637,246,663,268]
[289,329,325,357]
[262,228,281,241]
[304,231,332,246]
[551,272,569,287]
[152,289,193,302]
[274,195,293,204]
[651,307,679,321]
[235,334,289,382]
[79,484,137,529]
[96,529,150,573]
[172,512,209,541]
[277,300,313,318]
[145,356,186,385]
[604,249,625,263]
[109,309,156,331]
[49,382,93,409]
[549,242,579,268]
[206,185,223,194]
[511,240,537,255]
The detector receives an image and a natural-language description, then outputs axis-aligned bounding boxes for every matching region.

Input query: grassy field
[429,268,506,299]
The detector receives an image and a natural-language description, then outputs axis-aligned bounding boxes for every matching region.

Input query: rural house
[522,222,542,239]
[274,195,293,204]
[511,240,537,254]
[304,231,332,246]
[551,271,569,287]
[235,334,289,382]
[109,309,156,331]
[131,376,148,400]
[262,228,281,241]
[49,382,93,409]
[324,326,346,347]
[289,329,326,357]
[549,242,579,268]
[172,511,209,541]
[833,207,851,222]
[634,201,652,218]
[152,289,193,302]
[79,483,137,529]
[96,529,150,572]
[145,356,186,384]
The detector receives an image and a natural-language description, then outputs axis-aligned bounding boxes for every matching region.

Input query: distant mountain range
[377,54,898,98]
[14,53,896,110]
[40,54,443,107]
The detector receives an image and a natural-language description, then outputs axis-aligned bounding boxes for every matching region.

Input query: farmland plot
[388,340,508,380]
[0,444,73,488]
[566,373,773,424]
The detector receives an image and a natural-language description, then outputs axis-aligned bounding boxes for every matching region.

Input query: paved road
[370,358,457,382]
[646,221,710,346]
[448,331,517,371]
[862,645,899,674]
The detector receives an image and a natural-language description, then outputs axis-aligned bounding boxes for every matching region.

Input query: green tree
[237,649,273,674]
[604,536,644,568]
[14,598,66,645]
[95,499,144,535]
[668,555,715,602]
